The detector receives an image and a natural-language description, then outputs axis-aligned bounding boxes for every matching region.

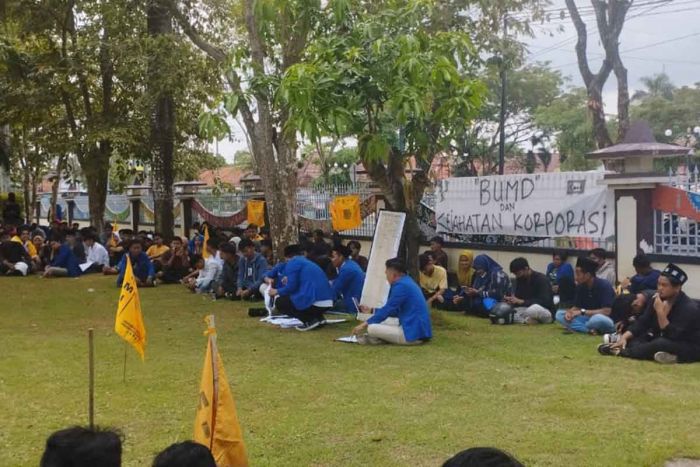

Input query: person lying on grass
[599,263,700,364]
[353,257,432,345]
[555,257,615,335]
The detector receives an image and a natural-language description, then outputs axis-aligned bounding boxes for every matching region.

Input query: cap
[661,263,688,286]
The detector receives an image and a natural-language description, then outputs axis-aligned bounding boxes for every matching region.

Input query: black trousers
[275,295,330,324]
[621,335,700,363]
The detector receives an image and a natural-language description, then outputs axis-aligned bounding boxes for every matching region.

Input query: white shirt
[84,242,109,266]
[196,256,223,286]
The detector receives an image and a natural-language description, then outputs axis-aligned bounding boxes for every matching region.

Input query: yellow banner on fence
[330,195,362,231]
[114,256,147,360]
[246,200,266,227]
[194,316,249,467]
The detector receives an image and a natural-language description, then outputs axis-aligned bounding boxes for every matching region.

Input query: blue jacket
[117,252,155,286]
[367,275,432,342]
[237,252,269,290]
[630,269,661,293]
[546,262,575,285]
[332,259,365,312]
[264,262,287,287]
[51,244,81,277]
[276,256,333,310]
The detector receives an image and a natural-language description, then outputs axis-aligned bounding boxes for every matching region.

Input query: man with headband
[599,263,700,364]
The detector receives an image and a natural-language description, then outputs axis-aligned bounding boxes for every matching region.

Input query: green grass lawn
[2,275,700,466]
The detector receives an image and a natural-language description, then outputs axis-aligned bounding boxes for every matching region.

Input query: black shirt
[0,241,29,264]
[629,292,700,343]
[514,270,554,312]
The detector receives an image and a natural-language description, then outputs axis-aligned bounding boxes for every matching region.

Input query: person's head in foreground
[385,257,407,284]
[219,242,237,263]
[419,252,435,275]
[509,257,531,280]
[632,253,652,275]
[442,447,524,467]
[128,239,143,258]
[205,238,219,258]
[658,263,687,300]
[238,238,256,259]
[429,235,444,253]
[152,441,215,467]
[575,257,598,285]
[331,244,351,269]
[40,426,122,467]
[588,248,607,267]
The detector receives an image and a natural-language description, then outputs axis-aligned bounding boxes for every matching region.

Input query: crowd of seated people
[1,214,698,361]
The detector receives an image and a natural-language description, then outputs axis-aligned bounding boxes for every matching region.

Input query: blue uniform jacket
[332,259,365,312]
[51,244,81,277]
[237,253,268,290]
[264,262,287,287]
[367,275,433,342]
[276,256,333,310]
[117,252,155,286]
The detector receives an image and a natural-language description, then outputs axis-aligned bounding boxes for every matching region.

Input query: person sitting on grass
[40,426,122,467]
[13,226,38,260]
[146,232,170,269]
[603,290,654,344]
[589,248,616,286]
[438,250,475,311]
[555,257,615,335]
[108,228,133,267]
[65,229,86,264]
[347,240,368,272]
[428,235,449,269]
[260,239,274,265]
[330,244,365,314]
[182,255,204,289]
[621,254,660,294]
[157,237,191,284]
[33,233,50,271]
[152,440,215,467]
[546,250,575,308]
[81,231,110,273]
[268,244,334,331]
[599,264,700,364]
[461,254,512,317]
[352,257,432,345]
[106,239,155,287]
[217,242,239,299]
[0,229,32,276]
[236,238,268,300]
[419,252,448,306]
[43,234,82,278]
[505,257,555,324]
[187,239,222,294]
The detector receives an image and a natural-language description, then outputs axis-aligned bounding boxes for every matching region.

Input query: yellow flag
[330,195,362,231]
[246,200,265,227]
[194,316,248,467]
[114,256,147,360]
[203,225,211,259]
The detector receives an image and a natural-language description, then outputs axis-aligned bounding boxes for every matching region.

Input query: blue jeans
[555,310,615,334]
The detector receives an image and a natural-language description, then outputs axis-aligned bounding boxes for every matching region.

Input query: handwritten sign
[436,172,614,238]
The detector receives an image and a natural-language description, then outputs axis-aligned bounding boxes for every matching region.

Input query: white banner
[436,172,614,238]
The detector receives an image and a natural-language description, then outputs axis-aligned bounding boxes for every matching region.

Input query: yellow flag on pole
[114,256,147,360]
[203,225,211,259]
[330,195,362,231]
[194,315,248,467]
[246,200,266,227]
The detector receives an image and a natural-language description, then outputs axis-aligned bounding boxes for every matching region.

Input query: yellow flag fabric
[246,200,265,227]
[203,225,211,259]
[194,316,249,467]
[114,256,147,360]
[330,195,362,231]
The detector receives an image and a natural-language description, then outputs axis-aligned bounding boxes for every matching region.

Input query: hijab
[457,249,475,286]
[472,254,502,275]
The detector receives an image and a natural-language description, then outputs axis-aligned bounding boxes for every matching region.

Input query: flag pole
[122,342,127,383]
[88,328,95,429]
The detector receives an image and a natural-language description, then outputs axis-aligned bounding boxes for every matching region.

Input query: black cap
[661,263,688,285]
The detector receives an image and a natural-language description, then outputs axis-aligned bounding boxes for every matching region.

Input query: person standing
[2,192,22,226]
[353,258,432,345]
[599,264,700,364]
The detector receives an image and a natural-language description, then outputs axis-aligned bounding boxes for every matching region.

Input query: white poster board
[358,210,406,321]
[436,172,614,238]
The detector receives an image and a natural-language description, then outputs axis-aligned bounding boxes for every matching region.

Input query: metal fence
[654,210,700,257]
[297,183,377,237]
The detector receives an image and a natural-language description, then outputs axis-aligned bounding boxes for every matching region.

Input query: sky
[212,0,700,163]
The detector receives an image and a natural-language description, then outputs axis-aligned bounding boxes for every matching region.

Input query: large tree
[565,0,631,147]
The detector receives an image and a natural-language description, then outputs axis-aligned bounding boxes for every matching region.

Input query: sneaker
[598,343,621,356]
[295,319,323,332]
[248,308,268,317]
[654,351,678,364]
[603,333,620,344]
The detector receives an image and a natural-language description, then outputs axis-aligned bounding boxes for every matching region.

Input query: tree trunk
[20,133,30,224]
[83,150,109,232]
[148,0,175,239]
[587,80,612,149]
[50,155,65,224]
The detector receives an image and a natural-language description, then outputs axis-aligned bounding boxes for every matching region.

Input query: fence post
[174,181,205,239]
[63,192,76,226]
[126,185,149,233]
[35,199,42,224]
